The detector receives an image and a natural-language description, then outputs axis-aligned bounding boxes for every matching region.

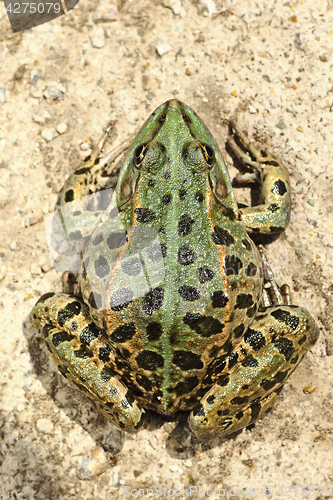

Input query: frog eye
[134,143,148,167]
[200,143,215,166]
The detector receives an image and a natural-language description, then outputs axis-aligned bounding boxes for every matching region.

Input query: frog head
[115,99,240,224]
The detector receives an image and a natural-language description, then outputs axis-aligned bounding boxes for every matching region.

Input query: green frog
[29,100,318,440]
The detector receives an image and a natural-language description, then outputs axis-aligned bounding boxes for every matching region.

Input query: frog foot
[227,120,291,234]
[189,303,318,440]
[189,248,319,440]
[29,292,144,433]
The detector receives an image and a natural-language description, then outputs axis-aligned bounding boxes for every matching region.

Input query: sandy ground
[0,0,333,498]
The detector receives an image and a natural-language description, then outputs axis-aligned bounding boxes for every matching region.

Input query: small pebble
[36,418,54,434]
[24,213,43,227]
[77,447,109,480]
[0,88,5,106]
[262,74,271,82]
[93,0,118,23]
[80,141,91,151]
[30,263,41,276]
[13,64,28,81]
[32,115,45,125]
[56,122,68,134]
[41,128,58,142]
[163,0,186,17]
[154,39,172,56]
[30,88,43,99]
[44,87,63,100]
[30,69,39,85]
[248,105,257,114]
[276,119,287,130]
[90,27,106,48]
[16,403,25,412]
[303,385,317,394]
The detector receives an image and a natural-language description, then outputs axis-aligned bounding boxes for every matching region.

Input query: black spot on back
[173,376,199,396]
[162,194,172,204]
[178,214,195,236]
[111,322,136,343]
[246,262,257,277]
[141,287,164,315]
[121,257,142,276]
[173,350,203,370]
[198,266,214,283]
[178,245,197,266]
[95,256,110,278]
[183,313,223,337]
[179,188,187,200]
[101,366,115,382]
[134,208,156,223]
[178,285,200,301]
[233,323,244,338]
[136,350,164,370]
[242,239,252,251]
[195,191,204,202]
[268,203,279,212]
[106,232,127,250]
[136,374,153,391]
[146,322,163,341]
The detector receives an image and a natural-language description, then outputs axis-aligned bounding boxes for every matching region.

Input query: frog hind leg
[29,292,144,433]
[227,121,291,234]
[189,305,318,440]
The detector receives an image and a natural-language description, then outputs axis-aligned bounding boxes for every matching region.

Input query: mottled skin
[29,100,318,439]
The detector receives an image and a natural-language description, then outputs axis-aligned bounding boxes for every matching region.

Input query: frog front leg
[189,305,318,440]
[227,122,291,234]
[29,293,144,433]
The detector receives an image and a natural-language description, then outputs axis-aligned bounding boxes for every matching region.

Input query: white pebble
[154,39,172,56]
[56,122,68,134]
[0,88,5,106]
[36,418,54,434]
[41,128,58,142]
[77,447,109,480]
[32,115,45,125]
[90,27,106,48]
[93,0,118,23]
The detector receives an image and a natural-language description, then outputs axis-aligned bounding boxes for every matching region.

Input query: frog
[29,99,318,440]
